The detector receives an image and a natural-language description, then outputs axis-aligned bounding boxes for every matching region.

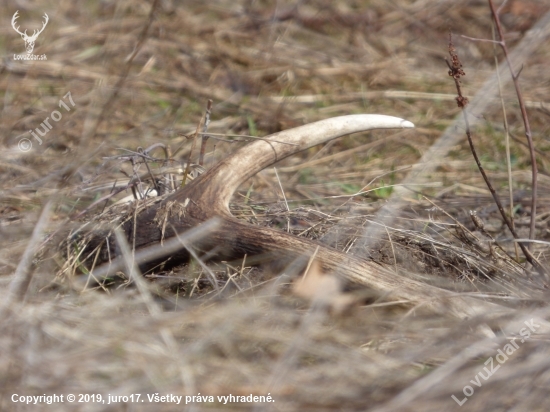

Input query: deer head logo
[11,11,49,54]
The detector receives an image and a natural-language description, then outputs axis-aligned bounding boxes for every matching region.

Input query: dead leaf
[292,259,357,314]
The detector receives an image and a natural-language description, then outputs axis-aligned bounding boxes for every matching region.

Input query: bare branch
[488,0,539,248]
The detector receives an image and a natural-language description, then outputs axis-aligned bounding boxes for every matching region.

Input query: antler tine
[11,10,26,36]
[41,13,49,32]
[30,13,49,39]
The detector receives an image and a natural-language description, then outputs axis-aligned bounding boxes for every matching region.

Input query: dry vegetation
[2,0,550,410]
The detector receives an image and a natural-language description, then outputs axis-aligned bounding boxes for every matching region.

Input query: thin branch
[447,33,544,275]
[488,0,538,248]
[138,147,161,194]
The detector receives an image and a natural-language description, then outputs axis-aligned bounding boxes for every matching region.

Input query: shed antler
[82,114,504,320]
[12,10,49,54]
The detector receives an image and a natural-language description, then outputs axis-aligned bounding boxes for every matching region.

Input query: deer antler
[11,11,25,37]
[36,13,49,38]
[29,13,49,41]
[76,114,509,321]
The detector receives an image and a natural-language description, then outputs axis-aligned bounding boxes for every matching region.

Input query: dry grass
[2,0,550,410]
